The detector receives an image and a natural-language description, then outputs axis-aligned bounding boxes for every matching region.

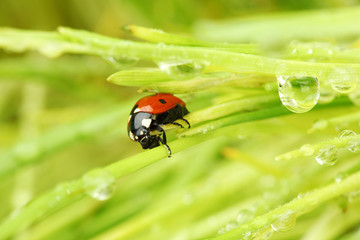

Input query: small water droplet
[315,144,338,166]
[103,56,138,69]
[271,211,296,232]
[348,189,360,202]
[237,209,255,224]
[299,144,315,156]
[218,227,227,235]
[338,129,356,138]
[157,60,208,80]
[297,192,310,199]
[349,88,360,106]
[253,228,274,240]
[83,168,116,201]
[334,172,348,183]
[225,221,239,231]
[202,129,208,134]
[328,67,358,94]
[311,119,328,132]
[339,130,360,153]
[277,75,320,113]
[319,84,336,104]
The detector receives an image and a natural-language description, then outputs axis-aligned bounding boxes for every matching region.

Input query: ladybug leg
[180,118,191,128]
[171,122,184,128]
[155,125,172,157]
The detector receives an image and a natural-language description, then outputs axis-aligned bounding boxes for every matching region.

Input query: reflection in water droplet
[328,67,358,94]
[237,209,255,225]
[315,144,338,166]
[83,168,116,201]
[157,60,208,80]
[271,211,296,232]
[277,75,320,113]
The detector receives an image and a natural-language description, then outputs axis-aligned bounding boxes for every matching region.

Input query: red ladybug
[128,93,190,156]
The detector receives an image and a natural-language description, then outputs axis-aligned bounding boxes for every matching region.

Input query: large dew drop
[157,60,208,80]
[83,168,116,201]
[277,75,320,113]
[315,144,338,166]
[328,67,358,94]
[271,211,296,232]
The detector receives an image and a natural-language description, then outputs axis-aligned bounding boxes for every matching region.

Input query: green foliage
[1,3,360,240]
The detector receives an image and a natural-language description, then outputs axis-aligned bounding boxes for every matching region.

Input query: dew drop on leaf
[299,144,315,156]
[315,144,338,166]
[277,75,320,113]
[237,209,255,225]
[157,60,208,80]
[271,211,296,232]
[348,88,360,106]
[102,56,138,69]
[83,168,116,201]
[339,130,360,153]
[328,67,358,94]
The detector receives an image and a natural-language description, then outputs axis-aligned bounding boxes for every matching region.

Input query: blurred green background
[2,1,360,240]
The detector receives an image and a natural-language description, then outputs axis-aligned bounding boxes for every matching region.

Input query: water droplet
[348,189,360,202]
[299,144,315,156]
[253,228,274,240]
[271,211,296,232]
[310,119,328,132]
[237,209,255,224]
[334,172,348,183]
[277,75,320,113]
[157,60,208,80]
[225,221,239,231]
[218,227,227,235]
[315,144,338,166]
[348,88,360,106]
[348,138,360,153]
[103,56,138,69]
[328,67,358,94]
[319,83,336,104]
[83,168,116,201]
[338,129,356,138]
[338,130,360,152]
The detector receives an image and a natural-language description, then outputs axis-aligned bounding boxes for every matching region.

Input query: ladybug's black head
[138,132,160,149]
[128,112,160,149]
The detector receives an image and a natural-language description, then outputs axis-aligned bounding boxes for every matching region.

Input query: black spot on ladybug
[159,99,167,104]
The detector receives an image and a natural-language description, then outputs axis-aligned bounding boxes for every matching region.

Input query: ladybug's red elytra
[127,93,190,156]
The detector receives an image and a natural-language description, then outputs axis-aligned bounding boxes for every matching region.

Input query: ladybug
[127,93,190,156]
